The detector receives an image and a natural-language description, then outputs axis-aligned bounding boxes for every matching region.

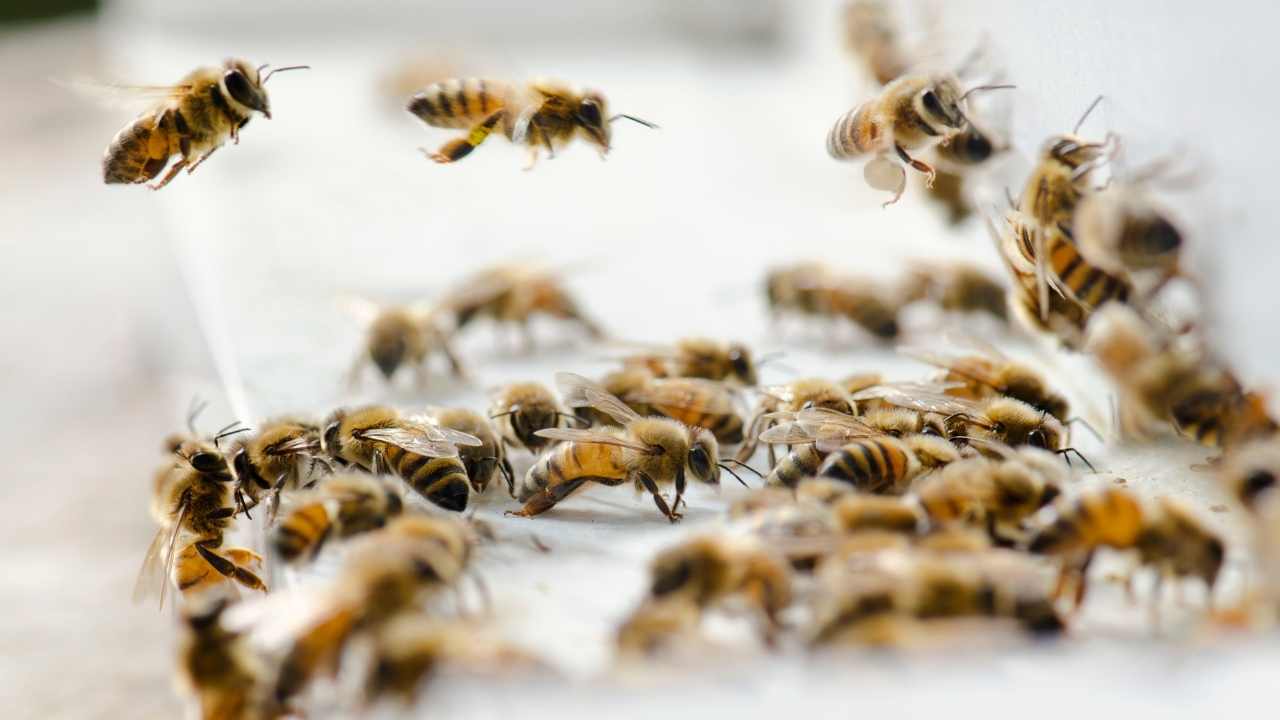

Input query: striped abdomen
[103,110,174,184]
[1046,228,1131,309]
[407,78,507,129]
[273,502,333,562]
[1027,487,1144,555]
[827,103,881,160]
[653,404,744,445]
[765,444,828,488]
[379,444,470,512]
[521,441,627,501]
[816,437,914,494]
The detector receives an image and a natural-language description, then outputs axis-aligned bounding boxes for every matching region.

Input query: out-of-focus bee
[914,447,1064,543]
[489,381,575,456]
[590,367,747,446]
[177,595,281,720]
[898,263,1008,324]
[1087,304,1277,447]
[827,74,1011,205]
[1018,95,1114,230]
[1028,487,1225,611]
[1074,180,1184,284]
[321,406,482,512]
[428,407,514,496]
[342,298,465,387]
[136,440,267,609]
[364,616,545,706]
[1218,439,1280,511]
[437,263,604,347]
[810,549,1063,645]
[623,337,761,386]
[990,211,1091,347]
[841,0,910,85]
[229,417,325,520]
[616,535,793,653]
[924,120,1007,225]
[902,342,1070,422]
[272,474,403,563]
[738,377,856,464]
[765,264,903,340]
[407,77,656,167]
[101,59,307,189]
[513,373,728,522]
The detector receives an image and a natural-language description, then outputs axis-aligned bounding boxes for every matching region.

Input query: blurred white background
[2,1,1279,717]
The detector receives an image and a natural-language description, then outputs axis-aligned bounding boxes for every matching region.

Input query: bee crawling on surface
[621,337,763,387]
[436,263,605,349]
[590,366,748,446]
[407,77,656,168]
[341,297,466,389]
[489,381,578,457]
[272,473,404,564]
[100,59,307,189]
[229,417,327,521]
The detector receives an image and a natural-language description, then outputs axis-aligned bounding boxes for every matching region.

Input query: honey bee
[437,263,604,347]
[176,594,280,720]
[511,373,726,522]
[901,342,1070,422]
[617,535,793,653]
[1073,180,1184,282]
[1028,487,1225,611]
[1018,95,1114,229]
[428,407,514,495]
[841,0,910,86]
[321,406,482,512]
[344,299,465,387]
[898,263,1008,323]
[600,369,747,446]
[990,211,1091,346]
[229,417,325,520]
[407,77,656,167]
[136,440,267,609]
[914,448,1064,543]
[489,381,575,456]
[272,474,404,563]
[830,493,925,535]
[811,549,1063,645]
[765,264,903,340]
[827,74,1012,206]
[101,60,307,189]
[738,377,856,464]
[623,337,761,386]
[1218,439,1280,510]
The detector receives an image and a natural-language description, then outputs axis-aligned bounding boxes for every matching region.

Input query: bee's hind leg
[895,143,936,188]
[195,541,267,593]
[148,159,188,190]
[505,478,588,518]
[185,146,219,175]
[425,110,504,164]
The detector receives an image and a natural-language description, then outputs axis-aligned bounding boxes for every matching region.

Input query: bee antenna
[488,411,516,419]
[261,65,310,83]
[186,396,208,434]
[609,113,659,129]
[1073,95,1105,135]
[213,426,251,449]
[959,84,1016,103]
[1065,417,1105,444]
[720,458,764,479]
[717,463,750,488]
[1056,447,1096,473]
[1003,187,1018,211]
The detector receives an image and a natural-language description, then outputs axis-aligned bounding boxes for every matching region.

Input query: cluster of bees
[106,2,1280,718]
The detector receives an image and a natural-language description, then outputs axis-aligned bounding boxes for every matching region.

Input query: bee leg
[196,541,267,593]
[1072,551,1095,612]
[505,478,588,518]
[499,457,516,497]
[522,148,540,172]
[185,146,217,174]
[894,143,936,187]
[426,110,503,164]
[637,472,681,522]
[148,159,188,190]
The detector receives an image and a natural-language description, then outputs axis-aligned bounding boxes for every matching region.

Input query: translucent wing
[56,77,190,110]
[899,347,1004,389]
[358,427,460,458]
[852,385,979,417]
[401,415,484,447]
[534,427,653,453]
[267,435,322,457]
[437,269,517,313]
[940,329,1010,361]
[555,372,640,425]
[133,500,186,610]
[626,379,737,415]
[850,380,964,402]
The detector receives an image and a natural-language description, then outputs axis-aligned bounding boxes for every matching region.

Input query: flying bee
[810,549,1063,646]
[321,406,482,512]
[623,337,761,386]
[136,440,267,609]
[489,381,576,456]
[617,535,793,653]
[512,373,734,522]
[738,377,856,464]
[407,77,656,167]
[437,263,604,348]
[1018,95,1115,230]
[990,211,1091,347]
[898,263,1008,323]
[1028,487,1225,613]
[99,60,307,189]
[1074,179,1184,285]
[841,0,910,86]
[428,407,514,496]
[901,342,1070,422]
[176,594,279,720]
[827,74,1013,206]
[229,417,325,521]
[272,474,404,564]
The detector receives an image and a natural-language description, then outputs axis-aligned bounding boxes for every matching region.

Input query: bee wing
[400,415,484,447]
[555,372,640,425]
[267,435,322,457]
[133,500,186,610]
[626,380,737,415]
[56,77,191,109]
[533,428,654,453]
[357,427,460,458]
[898,347,1006,390]
[940,329,1011,362]
[335,294,383,325]
[757,421,819,445]
[852,385,977,417]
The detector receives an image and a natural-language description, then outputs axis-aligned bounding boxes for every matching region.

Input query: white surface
[2,2,1279,718]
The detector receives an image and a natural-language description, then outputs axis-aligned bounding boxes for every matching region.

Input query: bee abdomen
[103,112,171,184]
[406,456,470,511]
[766,444,826,488]
[817,439,909,494]
[407,78,505,129]
[1048,233,1131,309]
[827,104,877,160]
[273,503,333,562]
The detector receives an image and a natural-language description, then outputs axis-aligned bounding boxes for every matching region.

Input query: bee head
[687,430,719,485]
[576,91,611,151]
[222,59,271,119]
[726,343,757,386]
[919,75,966,130]
[321,410,346,457]
[949,126,995,164]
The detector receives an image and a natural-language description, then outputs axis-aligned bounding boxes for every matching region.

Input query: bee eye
[190,452,222,473]
[223,69,266,113]
[1028,430,1047,448]
[922,90,943,115]
[578,100,602,126]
